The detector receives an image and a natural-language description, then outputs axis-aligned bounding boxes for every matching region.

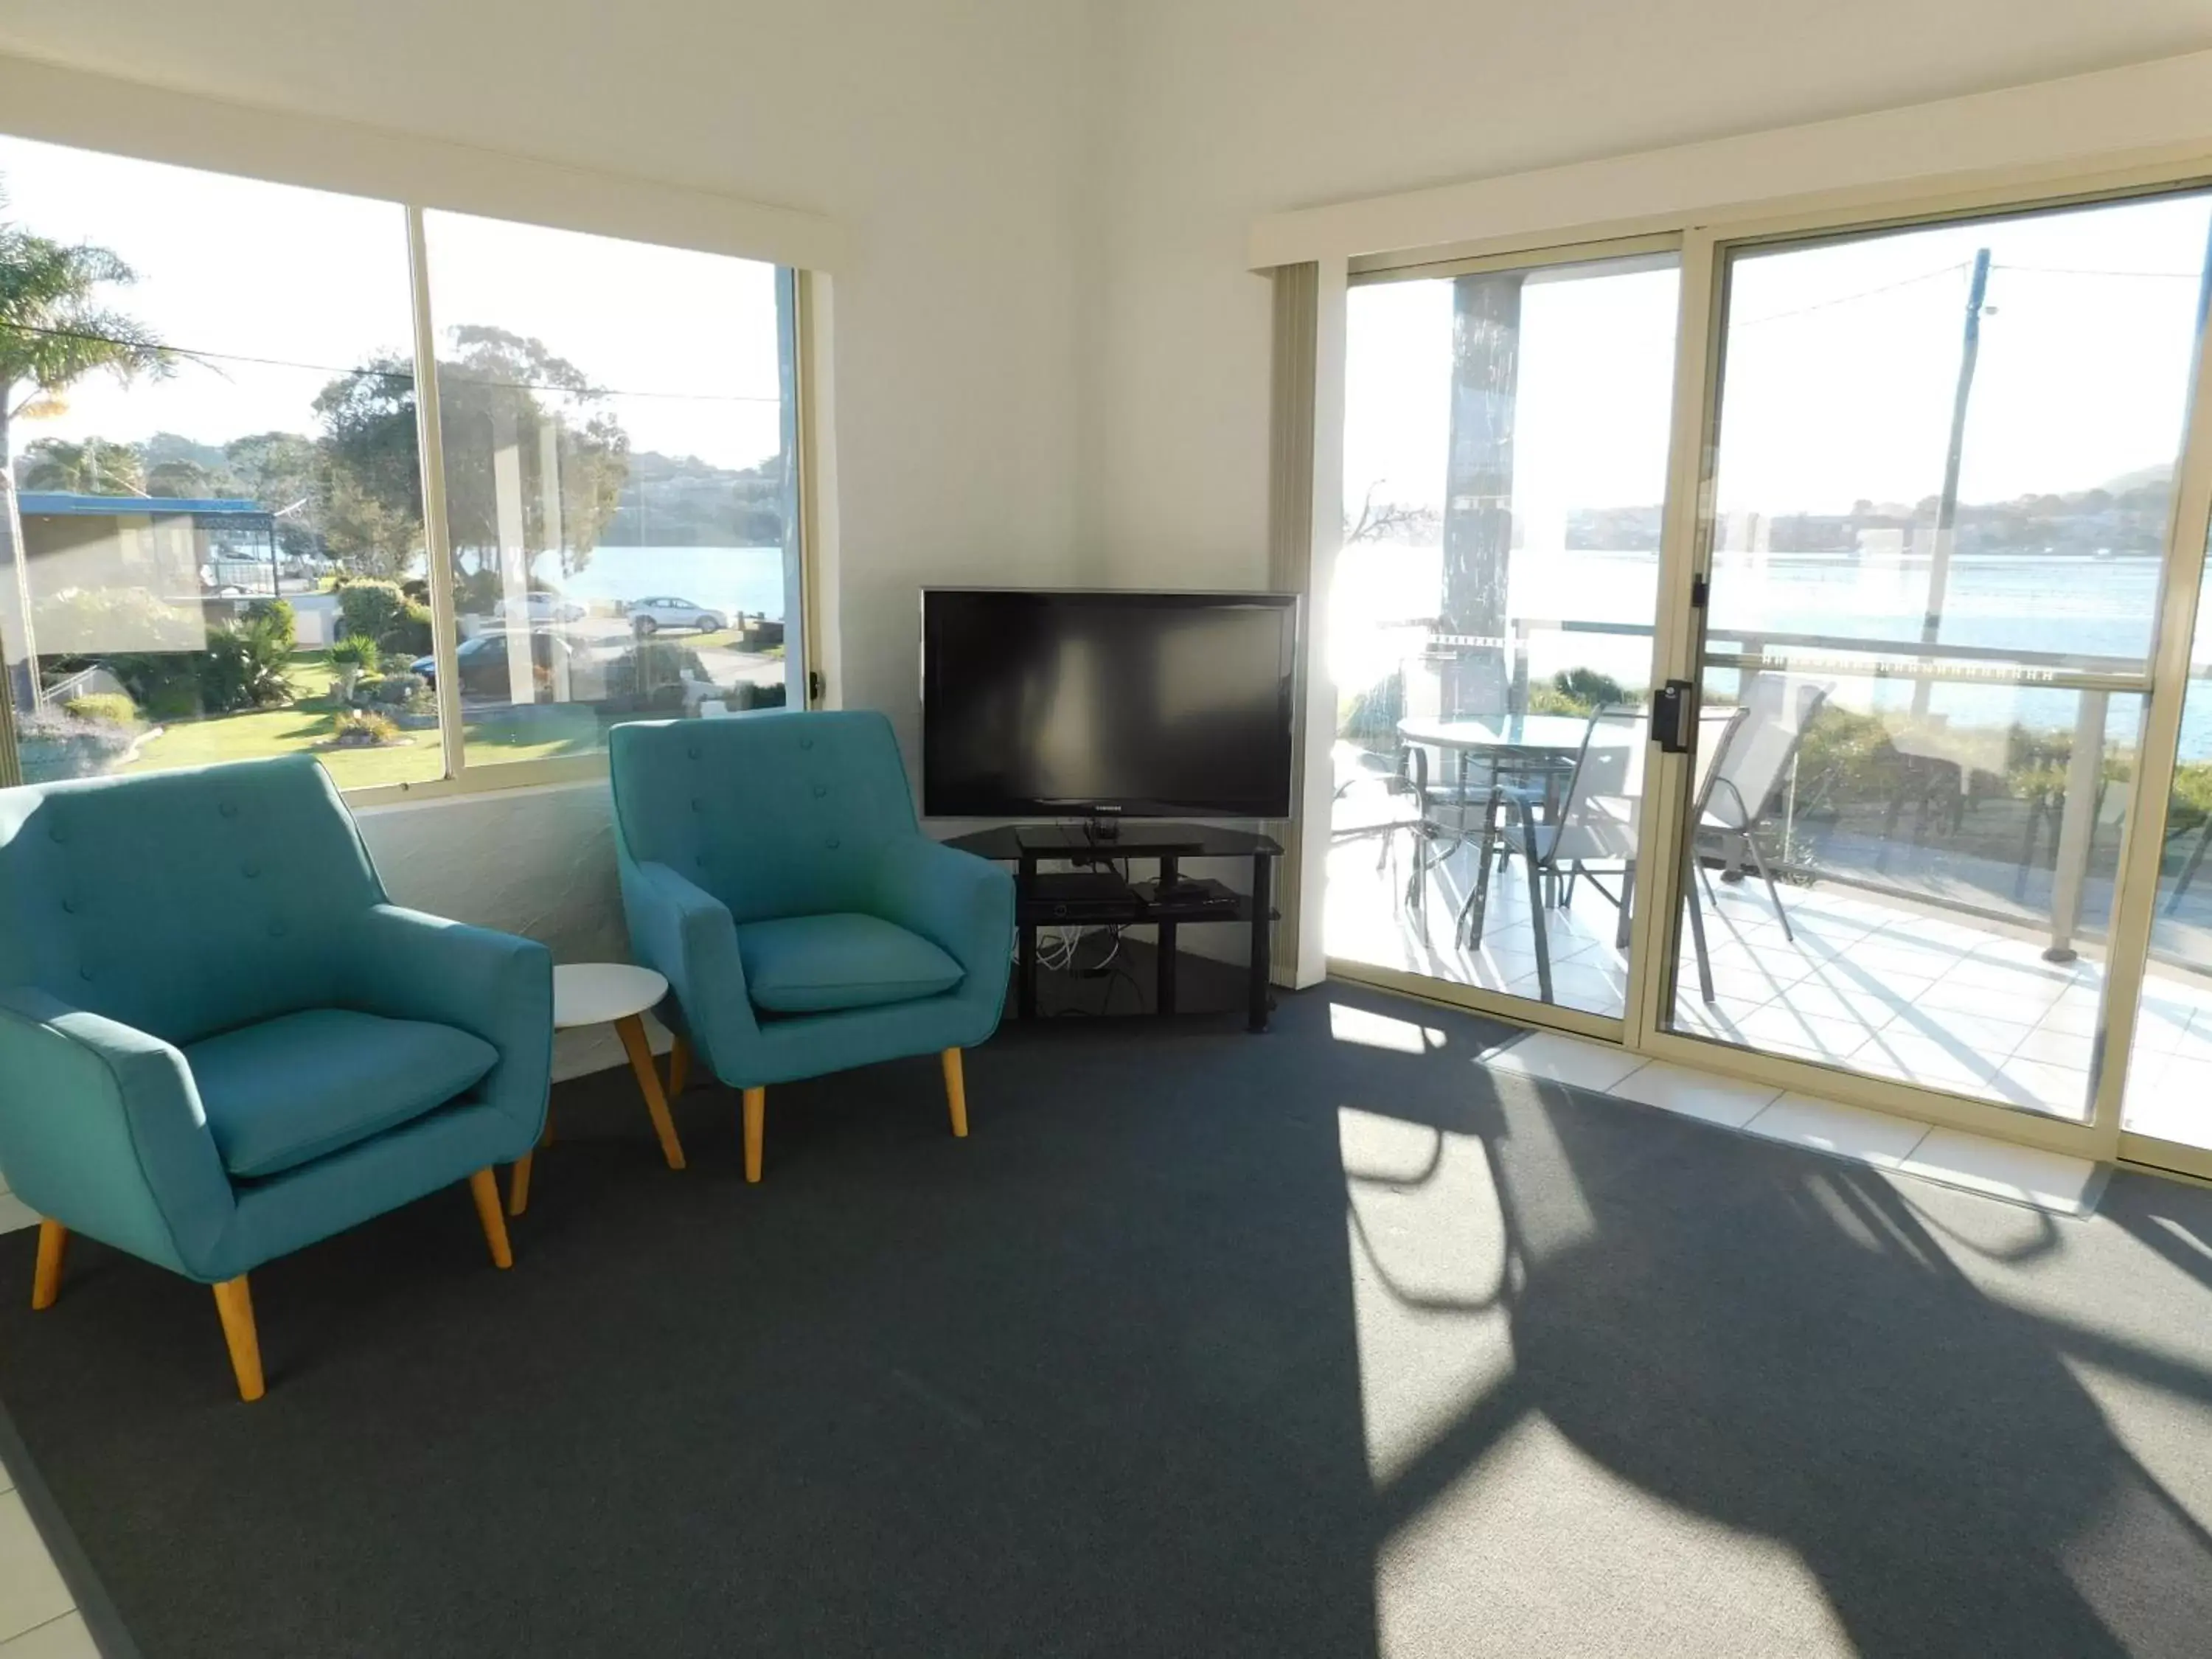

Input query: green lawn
[114,650,605,789]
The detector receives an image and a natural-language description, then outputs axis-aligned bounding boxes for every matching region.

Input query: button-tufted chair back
[0,756,386,1046]
[610,711,921,926]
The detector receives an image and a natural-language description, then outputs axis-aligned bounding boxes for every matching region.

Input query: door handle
[1653,679,1697,754]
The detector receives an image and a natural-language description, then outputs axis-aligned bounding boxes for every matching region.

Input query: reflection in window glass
[418,212,794,766]
[0,136,436,787]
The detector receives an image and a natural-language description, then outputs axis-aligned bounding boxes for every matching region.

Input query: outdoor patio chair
[1461,706,1646,1003]
[1697,672,1830,941]
[1329,741,1426,894]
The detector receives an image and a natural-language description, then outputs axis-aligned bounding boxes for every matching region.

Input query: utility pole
[1914,246,1992,717]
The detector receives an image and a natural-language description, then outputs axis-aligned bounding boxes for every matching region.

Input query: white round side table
[507,962,688,1216]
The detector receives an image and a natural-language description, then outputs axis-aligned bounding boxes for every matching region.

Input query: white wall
[1084,0,2212,593]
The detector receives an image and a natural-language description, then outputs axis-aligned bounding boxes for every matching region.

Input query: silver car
[624,595,727,634]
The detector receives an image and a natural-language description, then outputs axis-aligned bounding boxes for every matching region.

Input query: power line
[1731,260,1972,328]
[1991,263,2204,279]
[0,319,782,404]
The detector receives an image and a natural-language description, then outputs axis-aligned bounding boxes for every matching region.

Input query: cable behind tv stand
[942,821,1284,1032]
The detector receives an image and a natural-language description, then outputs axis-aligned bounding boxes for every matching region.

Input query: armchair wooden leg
[469,1169,514,1269]
[30,1221,66,1311]
[509,1105,554,1216]
[212,1276,265,1403]
[742,1087,765,1183]
[941,1048,969,1138]
[616,1014,688,1172]
[667,1036,692,1099]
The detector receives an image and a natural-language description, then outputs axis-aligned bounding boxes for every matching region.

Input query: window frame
[0,136,822,807]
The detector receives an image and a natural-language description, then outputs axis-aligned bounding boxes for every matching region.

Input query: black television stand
[942,822,1284,1032]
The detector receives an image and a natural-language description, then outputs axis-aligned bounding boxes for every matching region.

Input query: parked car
[621,595,727,635]
[412,630,581,697]
[495,591,587,624]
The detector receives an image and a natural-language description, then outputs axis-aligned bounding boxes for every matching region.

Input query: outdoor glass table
[1395,714,1592,940]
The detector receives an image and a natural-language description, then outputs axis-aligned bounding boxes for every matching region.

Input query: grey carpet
[1,982,2210,1658]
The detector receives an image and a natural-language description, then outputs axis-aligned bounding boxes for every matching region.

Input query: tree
[0,191,173,470]
[16,436,145,495]
[1344,479,1437,546]
[313,327,630,591]
[146,458,229,499]
[0,181,175,701]
[224,431,324,559]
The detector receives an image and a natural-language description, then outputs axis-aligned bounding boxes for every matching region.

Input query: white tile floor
[1485,1029,2106,1215]
[0,1175,98,1658]
[1327,813,2212,1150]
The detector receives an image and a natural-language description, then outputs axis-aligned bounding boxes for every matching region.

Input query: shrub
[94,655,204,720]
[386,600,435,659]
[62,692,138,727]
[455,567,503,616]
[729,681,788,712]
[195,610,297,712]
[244,597,296,651]
[14,709,136,780]
[329,634,380,671]
[371,670,428,708]
[332,709,400,747]
[1528,668,1635,716]
[1339,669,1405,751]
[335,579,407,646]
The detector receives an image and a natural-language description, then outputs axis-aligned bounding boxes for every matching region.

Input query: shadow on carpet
[1,985,2211,1658]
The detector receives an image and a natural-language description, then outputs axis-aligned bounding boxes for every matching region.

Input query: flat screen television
[922,588,1299,819]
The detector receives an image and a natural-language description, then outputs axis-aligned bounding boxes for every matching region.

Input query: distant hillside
[601,451,786,548]
[1568,464,2183,557]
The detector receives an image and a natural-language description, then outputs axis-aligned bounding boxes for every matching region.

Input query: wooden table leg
[667,1036,692,1099]
[616,1015,688,1171]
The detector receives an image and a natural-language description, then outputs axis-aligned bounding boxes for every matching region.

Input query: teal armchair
[0,756,552,1399]
[611,711,1014,1180]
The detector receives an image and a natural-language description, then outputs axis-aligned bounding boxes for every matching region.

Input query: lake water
[549,545,788,622]
[1333,545,2212,761]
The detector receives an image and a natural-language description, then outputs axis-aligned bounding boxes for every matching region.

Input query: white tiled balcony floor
[1326,810,2212,1150]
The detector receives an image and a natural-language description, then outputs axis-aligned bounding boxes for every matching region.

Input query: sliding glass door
[1326,245,1678,1026]
[2119,536,2212,1166]
[1651,187,2212,1139]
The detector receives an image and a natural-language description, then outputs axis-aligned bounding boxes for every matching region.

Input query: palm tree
[16,436,145,495]
[0,182,174,718]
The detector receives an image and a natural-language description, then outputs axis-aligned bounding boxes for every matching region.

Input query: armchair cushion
[734,914,964,1015]
[186,1009,498,1180]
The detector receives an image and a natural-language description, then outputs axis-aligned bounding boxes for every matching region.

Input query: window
[0,138,434,787]
[420,212,796,768]
[0,136,804,795]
